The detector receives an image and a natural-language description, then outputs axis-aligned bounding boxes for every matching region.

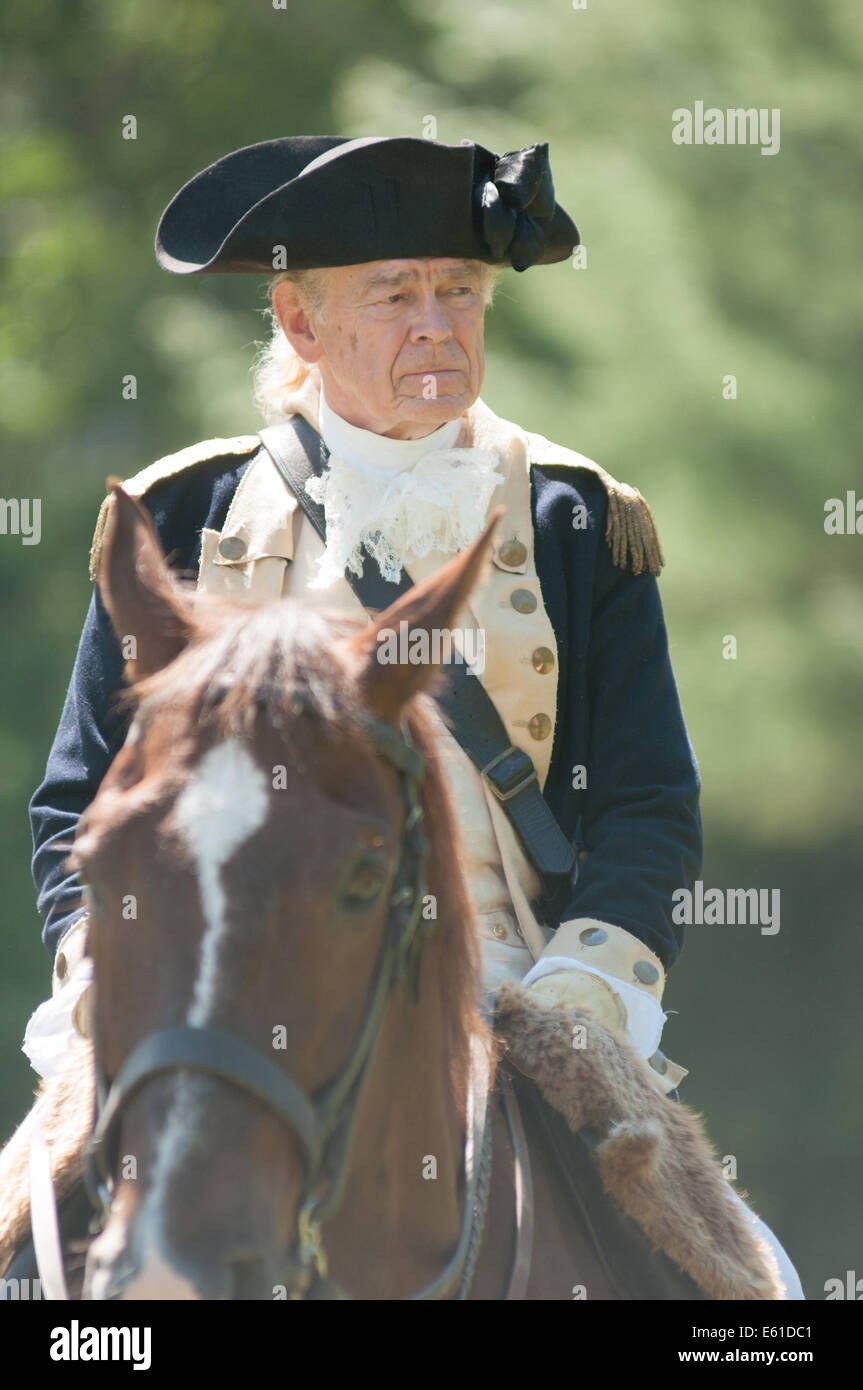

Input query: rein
[79,711,493,1301]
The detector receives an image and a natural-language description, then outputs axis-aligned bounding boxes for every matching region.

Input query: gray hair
[251,263,501,422]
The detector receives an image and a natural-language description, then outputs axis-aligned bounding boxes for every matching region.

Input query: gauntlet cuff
[541,918,666,1003]
[533,918,687,1094]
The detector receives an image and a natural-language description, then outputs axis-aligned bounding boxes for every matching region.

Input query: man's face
[273,258,488,439]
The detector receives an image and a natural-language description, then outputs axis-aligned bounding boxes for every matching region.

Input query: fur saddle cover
[0,1039,94,1275]
[1,993,785,1299]
[494,979,784,1300]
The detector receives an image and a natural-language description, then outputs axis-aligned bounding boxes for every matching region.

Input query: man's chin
[395,387,473,419]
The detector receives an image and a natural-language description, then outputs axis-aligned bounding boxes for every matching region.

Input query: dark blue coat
[29,441,703,968]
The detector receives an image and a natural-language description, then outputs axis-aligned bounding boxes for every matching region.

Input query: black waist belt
[259,417,575,893]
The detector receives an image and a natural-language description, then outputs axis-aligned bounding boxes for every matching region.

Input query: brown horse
[4,484,781,1300]
[70,483,620,1300]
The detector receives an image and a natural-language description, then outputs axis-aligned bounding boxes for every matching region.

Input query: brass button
[498,538,527,567]
[634,960,660,985]
[528,713,551,740]
[492,923,508,940]
[510,588,537,613]
[531,646,555,674]
[55,952,68,981]
[218,535,247,560]
[579,926,607,947]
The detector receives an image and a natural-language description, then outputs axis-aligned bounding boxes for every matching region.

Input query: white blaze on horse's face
[172,738,270,1026]
[93,739,271,1299]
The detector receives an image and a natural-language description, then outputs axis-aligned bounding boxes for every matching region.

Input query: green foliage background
[1,0,860,1296]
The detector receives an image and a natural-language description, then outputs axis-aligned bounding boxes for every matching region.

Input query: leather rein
[77,711,496,1301]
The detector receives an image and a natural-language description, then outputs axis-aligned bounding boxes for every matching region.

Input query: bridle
[82,711,492,1301]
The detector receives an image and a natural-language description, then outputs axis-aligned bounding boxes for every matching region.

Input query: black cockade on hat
[155,136,579,275]
[475,143,559,272]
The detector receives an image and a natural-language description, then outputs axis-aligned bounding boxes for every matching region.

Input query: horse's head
[77,480,499,1299]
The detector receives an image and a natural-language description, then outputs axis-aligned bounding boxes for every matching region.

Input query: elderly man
[31,135,693,1087]
[20,134,801,1295]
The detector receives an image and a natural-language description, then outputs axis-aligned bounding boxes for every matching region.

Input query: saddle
[499,1063,706,1299]
[494,981,783,1300]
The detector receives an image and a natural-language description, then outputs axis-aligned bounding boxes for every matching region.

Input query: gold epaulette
[88,434,261,582]
[527,434,664,577]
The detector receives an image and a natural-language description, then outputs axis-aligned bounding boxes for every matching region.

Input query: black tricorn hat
[155,135,579,276]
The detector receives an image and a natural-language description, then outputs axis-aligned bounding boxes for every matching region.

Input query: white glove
[522,957,666,1060]
[22,915,93,1080]
[524,967,628,1035]
[23,956,93,1079]
[520,921,688,1096]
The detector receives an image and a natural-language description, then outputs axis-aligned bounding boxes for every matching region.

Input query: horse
[0,483,783,1300]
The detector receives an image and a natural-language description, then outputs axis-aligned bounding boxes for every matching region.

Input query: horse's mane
[121,596,488,1108]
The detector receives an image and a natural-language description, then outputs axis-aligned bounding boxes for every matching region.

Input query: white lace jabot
[307,385,504,588]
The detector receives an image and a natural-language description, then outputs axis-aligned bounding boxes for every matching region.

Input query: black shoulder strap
[258,418,575,889]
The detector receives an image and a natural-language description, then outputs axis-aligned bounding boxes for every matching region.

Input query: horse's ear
[344,508,503,725]
[97,479,197,679]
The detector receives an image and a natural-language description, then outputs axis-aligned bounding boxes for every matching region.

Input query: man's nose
[409,293,452,342]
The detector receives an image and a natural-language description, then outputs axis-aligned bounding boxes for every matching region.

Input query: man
[30,135,694,1093]
[21,134,802,1294]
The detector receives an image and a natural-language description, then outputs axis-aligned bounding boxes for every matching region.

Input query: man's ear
[98,479,197,680]
[342,508,503,725]
[272,281,324,365]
